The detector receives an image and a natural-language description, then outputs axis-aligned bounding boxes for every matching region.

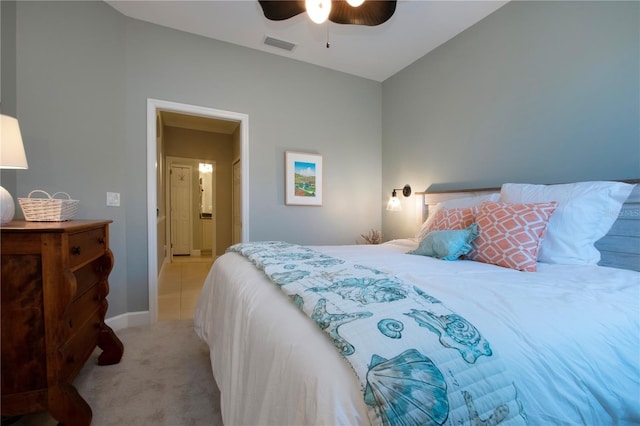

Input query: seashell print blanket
[228,241,527,426]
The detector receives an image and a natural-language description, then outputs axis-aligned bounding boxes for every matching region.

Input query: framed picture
[285,151,323,206]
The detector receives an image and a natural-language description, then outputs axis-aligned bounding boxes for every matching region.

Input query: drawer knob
[71,246,81,256]
[94,322,102,330]
[94,294,101,302]
[66,355,75,363]
[98,237,106,245]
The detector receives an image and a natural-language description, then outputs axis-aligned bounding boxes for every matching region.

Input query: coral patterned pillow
[428,207,477,232]
[467,201,557,272]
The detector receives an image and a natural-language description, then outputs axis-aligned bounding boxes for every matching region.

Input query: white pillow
[501,181,635,265]
[416,192,500,240]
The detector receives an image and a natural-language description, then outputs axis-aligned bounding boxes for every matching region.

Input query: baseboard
[191,249,201,257]
[105,311,150,331]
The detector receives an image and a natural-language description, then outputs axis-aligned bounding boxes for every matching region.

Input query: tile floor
[158,255,215,320]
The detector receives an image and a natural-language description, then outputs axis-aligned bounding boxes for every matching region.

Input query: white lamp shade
[0,114,28,225]
[0,115,29,169]
[306,0,331,24]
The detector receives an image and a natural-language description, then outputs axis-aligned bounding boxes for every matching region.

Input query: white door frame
[147,98,249,324]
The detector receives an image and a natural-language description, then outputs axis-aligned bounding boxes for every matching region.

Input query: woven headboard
[417,180,640,272]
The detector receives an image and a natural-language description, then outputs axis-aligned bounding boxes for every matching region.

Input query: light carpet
[10,320,223,426]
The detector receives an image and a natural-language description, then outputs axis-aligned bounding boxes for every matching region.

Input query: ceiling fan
[258,0,397,26]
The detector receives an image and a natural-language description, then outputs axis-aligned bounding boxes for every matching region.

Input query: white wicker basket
[18,190,79,222]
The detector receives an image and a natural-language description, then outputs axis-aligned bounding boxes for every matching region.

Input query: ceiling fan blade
[258,1,306,21]
[329,0,396,26]
[258,0,396,26]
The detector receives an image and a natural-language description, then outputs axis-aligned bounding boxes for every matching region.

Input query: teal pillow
[408,223,479,261]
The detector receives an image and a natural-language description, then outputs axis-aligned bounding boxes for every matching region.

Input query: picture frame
[285,151,323,206]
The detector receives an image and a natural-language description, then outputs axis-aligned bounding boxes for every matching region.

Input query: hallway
[158,256,215,320]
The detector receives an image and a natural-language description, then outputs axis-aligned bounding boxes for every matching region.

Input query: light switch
[106,192,120,207]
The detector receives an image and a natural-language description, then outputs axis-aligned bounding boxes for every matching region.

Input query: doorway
[232,159,242,245]
[147,98,249,324]
[170,163,193,256]
[165,157,216,259]
[198,160,216,257]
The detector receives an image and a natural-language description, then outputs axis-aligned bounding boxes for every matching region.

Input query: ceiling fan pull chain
[326,22,331,48]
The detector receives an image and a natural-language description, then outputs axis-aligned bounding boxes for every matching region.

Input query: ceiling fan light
[346,0,365,7]
[306,0,332,24]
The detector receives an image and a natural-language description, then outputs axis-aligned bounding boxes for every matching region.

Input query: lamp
[386,184,411,212]
[0,115,29,225]
[306,0,332,24]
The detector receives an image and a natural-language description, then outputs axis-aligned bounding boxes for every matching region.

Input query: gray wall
[12,1,130,313]
[1,1,19,206]
[5,1,382,317]
[382,1,640,240]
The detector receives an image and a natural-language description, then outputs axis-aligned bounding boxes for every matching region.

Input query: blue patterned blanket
[228,241,526,426]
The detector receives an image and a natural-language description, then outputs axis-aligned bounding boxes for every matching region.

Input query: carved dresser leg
[48,383,92,426]
[97,323,124,366]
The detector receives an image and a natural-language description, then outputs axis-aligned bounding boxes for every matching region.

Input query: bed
[194,180,640,426]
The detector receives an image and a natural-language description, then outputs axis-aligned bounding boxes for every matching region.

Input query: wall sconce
[0,114,29,225]
[386,184,411,211]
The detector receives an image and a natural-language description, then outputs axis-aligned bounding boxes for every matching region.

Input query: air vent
[264,36,296,52]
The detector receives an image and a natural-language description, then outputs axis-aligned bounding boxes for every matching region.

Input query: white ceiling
[105,0,508,82]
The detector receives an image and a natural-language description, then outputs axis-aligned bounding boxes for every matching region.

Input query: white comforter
[194,239,640,426]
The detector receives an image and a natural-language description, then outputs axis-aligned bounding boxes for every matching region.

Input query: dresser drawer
[72,258,107,301]
[67,282,102,332]
[59,309,101,381]
[68,226,107,268]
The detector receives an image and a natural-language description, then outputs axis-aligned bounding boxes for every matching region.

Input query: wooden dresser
[1,220,124,426]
